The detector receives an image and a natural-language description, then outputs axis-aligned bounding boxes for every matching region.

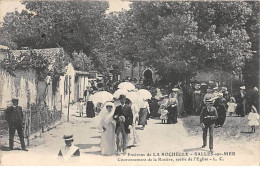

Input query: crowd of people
[4,79,259,159]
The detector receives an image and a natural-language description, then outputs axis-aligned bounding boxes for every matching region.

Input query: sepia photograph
[0,0,259,166]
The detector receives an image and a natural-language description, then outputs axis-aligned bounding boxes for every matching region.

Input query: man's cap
[63,134,74,141]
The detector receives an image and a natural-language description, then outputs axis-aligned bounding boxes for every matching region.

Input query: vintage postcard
[0,0,259,166]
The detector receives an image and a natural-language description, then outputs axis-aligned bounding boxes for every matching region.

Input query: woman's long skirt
[236,101,246,116]
[138,108,148,126]
[101,122,116,155]
[167,106,178,124]
[86,101,95,118]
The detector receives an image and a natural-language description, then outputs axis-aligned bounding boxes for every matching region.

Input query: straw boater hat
[205,99,214,105]
[240,86,246,90]
[63,134,74,141]
[213,87,218,90]
[172,88,179,92]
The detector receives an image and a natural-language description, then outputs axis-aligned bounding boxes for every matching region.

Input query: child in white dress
[159,105,169,124]
[77,99,84,117]
[227,97,237,116]
[248,105,259,133]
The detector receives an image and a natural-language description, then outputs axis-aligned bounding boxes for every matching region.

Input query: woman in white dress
[97,102,116,155]
[127,103,140,147]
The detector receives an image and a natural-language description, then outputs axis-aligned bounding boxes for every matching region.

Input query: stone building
[119,60,159,84]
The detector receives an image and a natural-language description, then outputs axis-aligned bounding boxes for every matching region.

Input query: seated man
[58,134,80,160]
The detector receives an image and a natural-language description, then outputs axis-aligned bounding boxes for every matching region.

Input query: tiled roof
[10,48,64,63]
[8,48,65,71]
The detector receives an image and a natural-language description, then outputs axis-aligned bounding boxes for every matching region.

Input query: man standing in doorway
[5,98,28,151]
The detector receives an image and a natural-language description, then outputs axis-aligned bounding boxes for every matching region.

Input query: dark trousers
[116,124,127,152]
[202,124,214,149]
[9,124,25,150]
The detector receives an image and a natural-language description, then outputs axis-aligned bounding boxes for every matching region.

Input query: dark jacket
[5,106,23,126]
[200,106,218,126]
[113,105,133,134]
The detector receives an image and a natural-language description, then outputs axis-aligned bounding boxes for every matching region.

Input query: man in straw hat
[200,99,218,153]
[58,134,80,159]
[5,97,27,151]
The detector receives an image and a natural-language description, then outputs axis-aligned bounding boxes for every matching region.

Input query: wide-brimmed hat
[172,88,179,92]
[205,99,214,104]
[240,86,245,90]
[222,87,227,90]
[63,134,74,141]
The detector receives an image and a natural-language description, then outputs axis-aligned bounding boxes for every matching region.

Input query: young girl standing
[159,105,169,124]
[227,97,237,116]
[248,105,259,133]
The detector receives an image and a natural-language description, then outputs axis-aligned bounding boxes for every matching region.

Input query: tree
[2,1,109,71]
[115,1,254,85]
[244,2,259,88]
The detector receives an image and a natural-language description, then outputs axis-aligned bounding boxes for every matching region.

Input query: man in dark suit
[5,98,27,151]
[113,95,133,155]
[200,99,218,153]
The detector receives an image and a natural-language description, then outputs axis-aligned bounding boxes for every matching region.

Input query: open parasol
[118,82,136,91]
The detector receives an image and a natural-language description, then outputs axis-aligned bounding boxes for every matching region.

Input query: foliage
[1,48,69,92]
[1,49,50,78]
[71,50,94,71]
[2,1,109,71]
[112,1,255,84]
[1,1,258,86]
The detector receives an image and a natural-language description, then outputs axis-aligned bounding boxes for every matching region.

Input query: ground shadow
[183,147,208,152]
[75,144,100,149]
[0,145,10,151]
[83,151,102,156]
[91,136,101,139]
[154,122,174,125]
[240,131,254,134]
[135,127,144,130]
[90,127,97,129]
[0,145,24,151]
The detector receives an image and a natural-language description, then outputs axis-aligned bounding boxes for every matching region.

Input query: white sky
[0,0,131,22]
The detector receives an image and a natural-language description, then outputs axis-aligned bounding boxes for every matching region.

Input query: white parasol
[113,89,129,99]
[137,89,152,100]
[89,91,113,105]
[118,82,136,91]
[125,92,142,104]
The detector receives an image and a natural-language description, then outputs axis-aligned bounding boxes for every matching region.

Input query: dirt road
[1,108,259,166]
